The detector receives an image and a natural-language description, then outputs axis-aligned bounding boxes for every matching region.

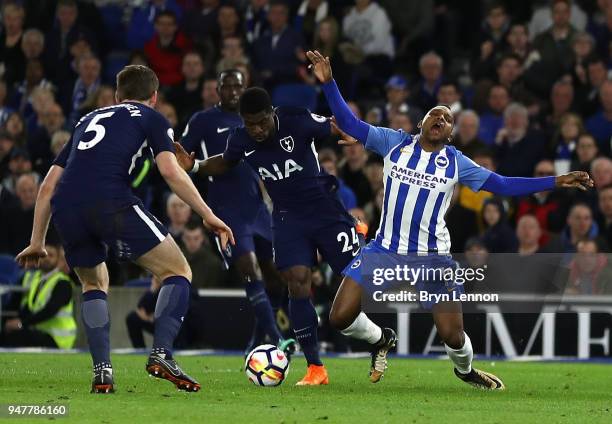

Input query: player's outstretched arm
[306,50,370,142]
[157,151,235,249]
[16,165,64,268]
[173,142,236,177]
[481,171,593,196]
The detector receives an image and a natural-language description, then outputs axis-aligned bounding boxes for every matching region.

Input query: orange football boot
[295,364,329,386]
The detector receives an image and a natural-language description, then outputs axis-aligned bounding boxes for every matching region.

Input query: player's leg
[74,263,114,393]
[432,302,504,390]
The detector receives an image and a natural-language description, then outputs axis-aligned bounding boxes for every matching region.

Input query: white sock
[444,332,473,374]
[340,312,383,345]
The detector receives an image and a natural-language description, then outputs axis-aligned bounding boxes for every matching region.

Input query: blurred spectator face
[317,20,336,45]
[57,3,78,31]
[8,154,32,175]
[78,56,101,86]
[488,86,510,114]
[457,111,479,142]
[465,242,489,267]
[320,158,337,176]
[559,113,581,141]
[267,4,288,32]
[576,134,598,164]
[182,226,205,254]
[591,158,612,187]
[386,87,408,107]
[222,37,244,60]
[202,79,220,108]
[437,84,460,106]
[516,215,541,246]
[39,244,60,272]
[534,160,555,177]
[218,6,239,32]
[572,32,594,60]
[182,53,204,82]
[343,142,367,165]
[51,130,71,157]
[551,82,573,114]
[600,81,612,113]
[575,240,599,274]
[158,102,178,129]
[355,0,371,9]
[347,101,362,119]
[486,6,507,32]
[31,87,54,114]
[15,173,38,210]
[551,0,571,29]
[251,0,268,9]
[587,61,607,88]
[25,59,44,86]
[2,4,24,35]
[497,57,521,86]
[0,134,15,158]
[166,194,191,227]
[599,187,612,219]
[483,203,501,227]
[6,113,25,138]
[389,113,413,133]
[154,14,178,40]
[507,24,528,50]
[474,154,495,171]
[567,205,593,239]
[96,86,115,108]
[419,53,443,83]
[21,29,44,59]
[42,103,65,133]
[70,38,92,61]
[504,108,528,138]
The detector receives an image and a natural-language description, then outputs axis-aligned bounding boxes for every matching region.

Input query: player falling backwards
[16,65,234,393]
[307,50,593,390]
[181,69,295,356]
[174,87,397,385]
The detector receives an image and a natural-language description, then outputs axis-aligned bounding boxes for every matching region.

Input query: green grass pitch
[1,353,611,423]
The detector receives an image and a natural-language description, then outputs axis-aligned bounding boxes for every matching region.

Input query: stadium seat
[0,254,22,285]
[272,84,319,111]
[124,278,151,288]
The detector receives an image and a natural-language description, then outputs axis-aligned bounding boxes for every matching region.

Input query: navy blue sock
[82,290,111,369]
[152,276,190,358]
[246,280,283,343]
[289,297,322,366]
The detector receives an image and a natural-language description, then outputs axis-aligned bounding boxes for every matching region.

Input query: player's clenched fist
[16,244,48,269]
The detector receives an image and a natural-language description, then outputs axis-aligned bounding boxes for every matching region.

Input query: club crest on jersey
[280,136,295,152]
[435,155,449,169]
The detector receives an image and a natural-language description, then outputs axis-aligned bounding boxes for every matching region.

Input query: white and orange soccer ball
[244,344,290,387]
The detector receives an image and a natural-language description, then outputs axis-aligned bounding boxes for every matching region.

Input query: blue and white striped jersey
[366,127,492,254]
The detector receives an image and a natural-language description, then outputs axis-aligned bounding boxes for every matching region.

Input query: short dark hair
[155,10,177,23]
[116,65,159,101]
[497,53,522,68]
[218,68,244,85]
[239,87,272,115]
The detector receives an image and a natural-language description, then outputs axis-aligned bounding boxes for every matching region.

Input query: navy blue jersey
[223,107,335,209]
[52,102,174,210]
[181,105,263,208]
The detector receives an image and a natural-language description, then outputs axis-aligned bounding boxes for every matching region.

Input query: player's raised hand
[202,213,235,251]
[173,142,196,172]
[16,244,48,269]
[556,171,594,191]
[306,50,333,83]
[331,117,358,146]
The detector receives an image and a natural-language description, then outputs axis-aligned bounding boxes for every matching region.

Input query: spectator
[50,130,70,158]
[389,112,413,133]
[201,77,220,110]
[570,31,596,87]
[0,172,38,255]
[166,192,192,240]
[342,0,394,61]
[577,56,610,118]
[4,112,28,147]
[294,0,329,48]
[77,84,116,117]
[252,0,304,90]
[453,110,487,158]
[312,17,350,93]
[1,148,32,194]
[363,156,384,198]
[0,131,17,181]
[20,28,45,62]
[598,184,612,248]
[437,80,462,116]
[565,239,612,294]
[585,80,612,155]
[245,0,270,43]
[125,276,160,348]
[591,157,612,189]
[381,75,423,128]
[339,141,371,207]
[529,0,586,39]
[472,2,510,81]
[549,112,584,174]
[516,214,543,256]
[481,197,518,253]
[544,203,606,254]
[571,133,599,172]
[477,84,510,145]
[412,51,444,112]
[364,187,384,240]
[0,2,26,87]
[457,150,495,220]
[144,10,193,87]
[585,0,612,59]
[0,80,14,126]
[183,0,220,49]
[216,36,250,74]
[11,58,53,120]
[540,79,575,136]
[494,102,546,177]
[180,221,225,288]
[157,101,179,132]
[319,148,357,210]
[447,187,479,253]
[505,22,532,63]
[126,0,184,51]
[27,102,65,174]
[26,86,55,134]
[167,51,206,125]
[213,4,243,52]
[67,54,101,126]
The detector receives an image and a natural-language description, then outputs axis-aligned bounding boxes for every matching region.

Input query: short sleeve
[52,136,74,168]
[222,130,245,163]
[180,114,202,159]
[146,111,175,157]
[456,150,492,192]
[364,126,406,157]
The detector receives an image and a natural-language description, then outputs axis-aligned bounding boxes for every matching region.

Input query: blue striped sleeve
[456,149,492,191]
[365,126,406,157]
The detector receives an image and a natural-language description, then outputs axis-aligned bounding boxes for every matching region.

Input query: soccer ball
[244,344,290,387]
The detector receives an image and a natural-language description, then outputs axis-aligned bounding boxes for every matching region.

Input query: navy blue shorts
[343,241,465,310]
[213,202,273,266]
[52,200,168,268]
[272,198,358,274]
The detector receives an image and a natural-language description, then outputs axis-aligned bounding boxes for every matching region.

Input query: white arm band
[190,160,200,174]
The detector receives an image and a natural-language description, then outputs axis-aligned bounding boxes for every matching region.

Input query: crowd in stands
[0,0,611,296]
